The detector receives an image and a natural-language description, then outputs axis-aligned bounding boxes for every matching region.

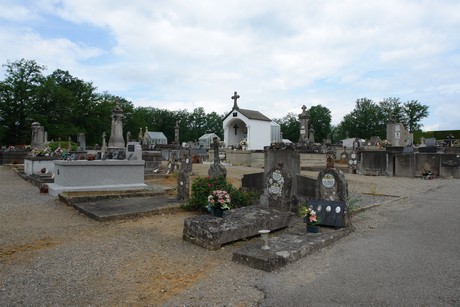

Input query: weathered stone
[315,168,348,202]
[183,206,293,250]
[232,224,353,272]
[260,165,292,212]
[108,100,125,149]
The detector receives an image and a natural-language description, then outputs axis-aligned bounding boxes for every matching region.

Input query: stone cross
[175,121,180,144]
[232,91,240,110]
[445,134,455,147]
[212,137,220,163]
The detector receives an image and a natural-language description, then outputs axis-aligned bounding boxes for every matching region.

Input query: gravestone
[314,163,348,228]
[108,100,125,148]
[208,137,227,178]
[101,132,107,156]
[125,142,142,160]
[315,168,348,202]
[77,133,86,151]
[298,105,310,143]
[176,154,192,201]
[261,164,292,212]
[31,122,46,148]
[259,147,300,213]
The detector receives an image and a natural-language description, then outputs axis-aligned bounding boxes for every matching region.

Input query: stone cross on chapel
[232,91,240,110]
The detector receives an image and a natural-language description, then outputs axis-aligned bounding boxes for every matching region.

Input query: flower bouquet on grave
[300,205,321,233]
[206,190,231,217]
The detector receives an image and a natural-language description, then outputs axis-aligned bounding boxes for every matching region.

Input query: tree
[0,59,46,145]
[34,69,99,143]
[273,112,299,142]
[309,105,332,143]
[403,100,429,132]
[379,97,406,124]
[339,98,385,140]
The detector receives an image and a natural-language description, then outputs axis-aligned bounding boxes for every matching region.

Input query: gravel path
[0,164,454,306]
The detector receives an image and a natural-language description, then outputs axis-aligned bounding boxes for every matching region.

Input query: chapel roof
[224,108,272,122]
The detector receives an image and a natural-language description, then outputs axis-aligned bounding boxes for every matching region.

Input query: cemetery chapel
[222,92,281,150]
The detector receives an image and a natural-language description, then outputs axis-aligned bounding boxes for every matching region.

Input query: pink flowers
[303,207,320,226]
[207,190,231,210]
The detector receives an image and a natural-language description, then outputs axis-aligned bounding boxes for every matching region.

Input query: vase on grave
[306,225,320,233]
[211,207,225,218]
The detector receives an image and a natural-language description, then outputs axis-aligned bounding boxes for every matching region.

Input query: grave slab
[232,223,353,272]
[183,205,294,250]
[69,195,180,221]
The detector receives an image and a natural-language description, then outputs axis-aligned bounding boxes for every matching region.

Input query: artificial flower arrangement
[206,190,232,211]
[240,139,247,146]
[300,205,321,226]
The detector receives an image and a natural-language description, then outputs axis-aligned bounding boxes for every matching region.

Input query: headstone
[77,133,86,151]
[31,122,46,148]
[315,168,348,202]
[298,105,310,143]
[425,138,436,147]
[261,163,292,212]
[208,137,227,178]
[125,142,142,160]
[314,165,348,228]
[101,132,107,155]
[108,100,125,148]
[176,155,192,201]
[309,127,315,143]
[174,121,180,144]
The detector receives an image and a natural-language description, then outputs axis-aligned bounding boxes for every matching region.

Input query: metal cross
[233,124,239,135]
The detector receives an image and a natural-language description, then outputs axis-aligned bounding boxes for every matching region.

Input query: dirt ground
[1,162,442,305]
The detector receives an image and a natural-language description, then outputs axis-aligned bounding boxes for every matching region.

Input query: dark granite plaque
[307,199,345,229]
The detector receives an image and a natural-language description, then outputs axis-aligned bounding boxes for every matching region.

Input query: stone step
[232,223,353,271]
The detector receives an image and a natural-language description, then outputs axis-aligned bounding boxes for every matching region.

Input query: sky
[0,0,459,131]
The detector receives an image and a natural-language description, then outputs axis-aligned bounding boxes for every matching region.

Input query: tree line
[0,59,429,147]
[0,59,223,147]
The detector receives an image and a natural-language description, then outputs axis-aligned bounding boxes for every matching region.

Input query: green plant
[369,184,377,196]
[182,176,231,211]
[181,176,260,211]
[346,192,362,213]
[229,188,259,208]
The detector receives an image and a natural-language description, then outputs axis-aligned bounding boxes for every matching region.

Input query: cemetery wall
[0,151,28,165]
[394,154,415,177]
[225,150,252,166]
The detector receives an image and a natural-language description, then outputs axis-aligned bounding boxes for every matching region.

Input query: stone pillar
[177,154,192,201]
[77,133,86,151]
[298,105,309,143]
[31,122,45,148]
[108,101,125,148]
[174,121,180,144]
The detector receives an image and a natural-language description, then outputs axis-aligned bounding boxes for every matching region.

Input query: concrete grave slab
[183,205,294,250]
[232,223,353,272]
[70,196,180,221]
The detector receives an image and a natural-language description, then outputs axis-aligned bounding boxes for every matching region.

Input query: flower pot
[306,225,320,233]
[211,207,225,218]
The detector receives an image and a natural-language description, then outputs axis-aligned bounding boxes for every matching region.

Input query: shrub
[181,176,260,211]
[229,188,260,208]
[182,176,232,211]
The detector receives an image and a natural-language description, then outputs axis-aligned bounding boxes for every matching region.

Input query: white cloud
[0,0,459,130]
